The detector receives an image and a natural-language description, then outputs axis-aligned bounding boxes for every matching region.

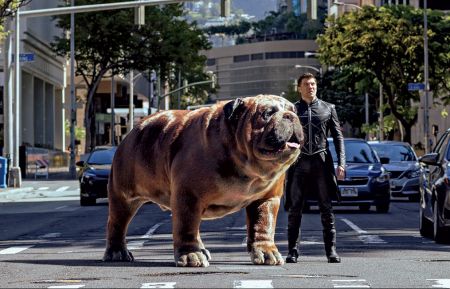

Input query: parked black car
[369,141,421,201]
[305,138,391,213]
[76,146,116,206]
[418,128,450,243]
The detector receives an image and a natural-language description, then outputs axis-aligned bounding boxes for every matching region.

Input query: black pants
[287,152,337,252]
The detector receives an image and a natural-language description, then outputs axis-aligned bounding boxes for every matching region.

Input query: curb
[0,187,34,197]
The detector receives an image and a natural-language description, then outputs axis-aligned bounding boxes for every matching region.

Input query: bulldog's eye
[262,109,275,120]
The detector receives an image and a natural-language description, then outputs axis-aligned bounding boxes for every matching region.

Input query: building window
[251,53,264,61]
[265,51,305,59]
[206,58,216,66]
[233,55,250,63]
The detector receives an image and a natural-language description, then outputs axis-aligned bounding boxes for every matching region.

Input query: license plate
[341,187,358,197]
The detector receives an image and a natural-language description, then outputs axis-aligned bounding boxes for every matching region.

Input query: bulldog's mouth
[259,134,301,155]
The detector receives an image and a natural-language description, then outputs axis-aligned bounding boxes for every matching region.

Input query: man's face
[298,77,317,100]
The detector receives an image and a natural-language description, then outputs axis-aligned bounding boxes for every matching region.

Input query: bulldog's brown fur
[102,94,304,267]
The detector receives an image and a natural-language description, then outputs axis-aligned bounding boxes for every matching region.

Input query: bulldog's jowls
[102,94,304,267]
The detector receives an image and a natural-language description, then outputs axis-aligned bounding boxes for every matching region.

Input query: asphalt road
[0,183,449,288]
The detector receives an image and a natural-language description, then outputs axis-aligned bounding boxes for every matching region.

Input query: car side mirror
[380,157,390,164]
[76,160,85,167]
[419,153,439,166]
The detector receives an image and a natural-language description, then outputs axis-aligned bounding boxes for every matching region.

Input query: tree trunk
[84,71,107,153]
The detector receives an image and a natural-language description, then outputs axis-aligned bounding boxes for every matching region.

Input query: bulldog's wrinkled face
[224,95,304,163]
[251,95,304,161]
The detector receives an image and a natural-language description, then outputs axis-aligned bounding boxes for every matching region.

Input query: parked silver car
[369,141,421,201]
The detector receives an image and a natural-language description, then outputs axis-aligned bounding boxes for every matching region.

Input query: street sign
[19,53,35,62]
[12,53,35,62]
[408,83,425,91]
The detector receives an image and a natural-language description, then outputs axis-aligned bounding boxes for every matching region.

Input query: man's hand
[336,165,345,181]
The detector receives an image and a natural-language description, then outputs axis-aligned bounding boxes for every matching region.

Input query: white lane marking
[128,221,166,249]
[140,222,164,239]
[141,282,176,288]
[217,266,284,271]
[233,280,273,288]
[0,246,33,254]
[48,285,85,289]
[56,186,70,192]
[39,232,61,238]
[340,218,367,234]
[340,218,386,244]
[227,225,247,230]
[37,187,50,191]
[55,206,68,210]
[332,279,370,288]
[428,279,450,288]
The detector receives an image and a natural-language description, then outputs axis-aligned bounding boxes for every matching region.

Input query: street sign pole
[423,0,430,152]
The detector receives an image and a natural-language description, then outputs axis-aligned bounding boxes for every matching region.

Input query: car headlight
[406,169,420,179]
[82,172,96,180]
[376,168,390,183]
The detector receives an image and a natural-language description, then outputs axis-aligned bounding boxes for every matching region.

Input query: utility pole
[69,0,76,178]
[423,0,430,152]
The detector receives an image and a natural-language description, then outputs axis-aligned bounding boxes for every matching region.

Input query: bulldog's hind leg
[246,197,284,265]
[172,192,210,267]
[103,192,142,262]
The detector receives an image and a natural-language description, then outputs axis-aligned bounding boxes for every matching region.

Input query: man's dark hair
[297,73,316,86]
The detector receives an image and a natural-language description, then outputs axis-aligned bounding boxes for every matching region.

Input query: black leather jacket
[295,98,345,167]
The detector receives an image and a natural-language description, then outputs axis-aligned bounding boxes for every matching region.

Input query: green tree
[317,5,450,143]
[52,1,210,152]
[0,0,32,39]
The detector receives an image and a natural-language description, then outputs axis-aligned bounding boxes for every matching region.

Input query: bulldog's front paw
[176,250,210,267]
[250,247,284,265]
[102,247,134,262]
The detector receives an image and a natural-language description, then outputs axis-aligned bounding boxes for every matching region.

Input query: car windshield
[87,148,116,165]
[328,140,377,163]
[370,144,417,161]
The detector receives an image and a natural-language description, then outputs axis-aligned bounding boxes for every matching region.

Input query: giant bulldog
[102,94,304,267]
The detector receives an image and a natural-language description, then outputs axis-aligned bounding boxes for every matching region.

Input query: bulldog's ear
[224,98,245,121]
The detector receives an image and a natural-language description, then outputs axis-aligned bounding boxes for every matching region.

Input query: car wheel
[359,204,371,212]
[419,204,433,238]
[376,202,390,213]
[80,188,96,206]
[433,199,450,244]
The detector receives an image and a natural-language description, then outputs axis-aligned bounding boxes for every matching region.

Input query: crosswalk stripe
[48,285,85,289]
[141,282,176,288]
[37,187,50,191]
[56,186,70,192]
[233,280,273,288]
[0,246,33,254]
[332,279,370,288]
[427,279,450,288]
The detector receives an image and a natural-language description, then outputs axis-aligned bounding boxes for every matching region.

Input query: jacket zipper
[308,104,312,153]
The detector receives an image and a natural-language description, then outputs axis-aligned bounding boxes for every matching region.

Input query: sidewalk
[0,167,79,202]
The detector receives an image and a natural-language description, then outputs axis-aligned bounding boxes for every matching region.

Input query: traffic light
[134,5,145,26]
[206,71,217,89]
[183,79,189,94]
[220,0,230,17]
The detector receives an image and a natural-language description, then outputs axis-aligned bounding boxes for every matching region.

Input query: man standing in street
[284,72,346,263]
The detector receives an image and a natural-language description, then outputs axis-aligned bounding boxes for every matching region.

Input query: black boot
[286,211,302,264]
[323,229,341,263]
[286,248,299,263]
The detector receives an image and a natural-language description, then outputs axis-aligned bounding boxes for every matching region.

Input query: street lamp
[294,64,323,77]
[332,1,362,12]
